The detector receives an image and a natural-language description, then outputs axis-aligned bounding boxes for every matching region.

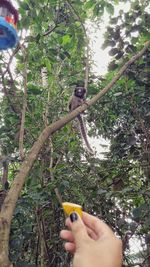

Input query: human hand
[60,212,122,267]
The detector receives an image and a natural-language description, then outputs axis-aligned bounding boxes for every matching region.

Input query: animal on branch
[69,86,93,154]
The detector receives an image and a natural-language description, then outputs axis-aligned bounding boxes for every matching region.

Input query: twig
[65,0,90,89]
[41,212,52,265]
[41,67,63,204]
[19,45,28,160]
[43,3,60,37]
[0,70,19,113]
[2,44,21,77]
[49,139,63,205]
[43,25,58,37]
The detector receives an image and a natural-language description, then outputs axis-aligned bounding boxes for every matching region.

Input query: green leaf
[84,0,95,10]
[97,189,107,195]
[18,261,35,267]
[45,58,52,72]
[62,35,71,45]
[132,208,141,222]
[145,217,150,227]
[105,3,114,15]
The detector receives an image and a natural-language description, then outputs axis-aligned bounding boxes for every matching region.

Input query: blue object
[0,16,18,50]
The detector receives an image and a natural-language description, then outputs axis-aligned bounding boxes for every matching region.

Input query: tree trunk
[0,239,13,267]
[0,215,12,267]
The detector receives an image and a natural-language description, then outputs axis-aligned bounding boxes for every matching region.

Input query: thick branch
[0,40,150,248]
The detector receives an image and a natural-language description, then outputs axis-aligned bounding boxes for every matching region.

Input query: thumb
[69,212,90,249]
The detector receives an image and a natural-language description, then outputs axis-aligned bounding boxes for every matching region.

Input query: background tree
[0,0,150,266]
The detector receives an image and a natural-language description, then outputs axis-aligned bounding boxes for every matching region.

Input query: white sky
[89,2,131,75]
[88,1,131,156]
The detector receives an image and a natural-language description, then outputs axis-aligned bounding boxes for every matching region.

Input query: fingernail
[70,212,78,222]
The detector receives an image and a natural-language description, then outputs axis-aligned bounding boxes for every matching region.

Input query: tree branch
[19,46,28,160]
[43,24,58,37]
[65,0,90,89]
[2,44,21,77]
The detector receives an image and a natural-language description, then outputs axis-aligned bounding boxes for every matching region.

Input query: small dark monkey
[69,86,86,110]
[69,86,93,154]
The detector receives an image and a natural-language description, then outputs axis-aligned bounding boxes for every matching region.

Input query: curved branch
[2,44,21,77]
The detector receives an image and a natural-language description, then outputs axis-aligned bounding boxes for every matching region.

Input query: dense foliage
[0,0,150,266]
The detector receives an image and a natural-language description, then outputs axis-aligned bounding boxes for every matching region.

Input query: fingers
[60,230,74,242]
[60,226,98,243]
[82,212,115,239]
[64,242,76,253]
[87,226,98,240]
[61,211,116,254]
[66,212,114,239]
[65,216,98,240]
[66,212,90,249]
[60,230,75,253]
